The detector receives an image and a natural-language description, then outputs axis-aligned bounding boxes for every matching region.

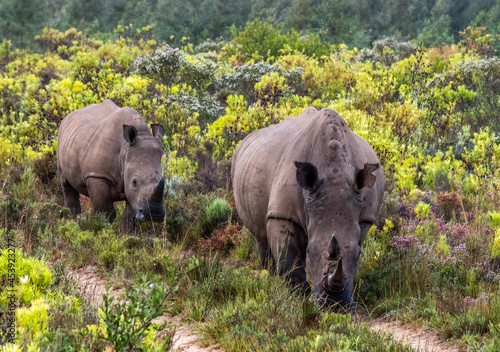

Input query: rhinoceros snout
[313,286,355,312]
[135,206,165,222]
[136,207,146,222]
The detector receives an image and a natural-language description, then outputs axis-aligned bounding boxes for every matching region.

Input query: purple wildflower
[417,243,432,255]
[464,296,477,307]
[391,235,418,249]
[453,243,466,251]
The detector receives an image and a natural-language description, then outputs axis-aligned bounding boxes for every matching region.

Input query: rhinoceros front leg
[267,219,309,291]
[120,201,137,234]
[86,178,116,222]
[256,239,273,269]
[61,177,81,216]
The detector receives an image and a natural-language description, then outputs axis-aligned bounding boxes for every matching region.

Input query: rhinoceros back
[57,100,150,198]
[232,107,383,241]
[231,107,318,240]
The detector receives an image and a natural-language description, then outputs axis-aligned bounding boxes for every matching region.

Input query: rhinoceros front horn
[326,258,344,292]
[151,178,165,203]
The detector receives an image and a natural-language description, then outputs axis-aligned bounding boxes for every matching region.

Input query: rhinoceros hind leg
[61,178,81,216]
[120,202,137,234]
[267,219,308,290]
[86,178,116,222]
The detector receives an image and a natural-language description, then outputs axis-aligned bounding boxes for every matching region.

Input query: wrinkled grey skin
[57,100,166,233]
[231,107,384,309]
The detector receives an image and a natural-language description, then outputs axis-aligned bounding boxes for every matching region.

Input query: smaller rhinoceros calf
[57,100,166,232]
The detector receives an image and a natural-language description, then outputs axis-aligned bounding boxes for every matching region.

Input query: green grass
[175,257,415,351]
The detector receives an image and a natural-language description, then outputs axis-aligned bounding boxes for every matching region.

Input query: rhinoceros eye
[132,179,138,188]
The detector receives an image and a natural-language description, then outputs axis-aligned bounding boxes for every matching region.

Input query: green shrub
[100,273,176,351]
[492,229,500,258]
[16,298,50,343]
[489,212,500,228]
[0,240,52,308]
[230,18,288,62]
[205,198,232,227]
[12,167,37,205]
[98,251,117,270]
[414,202,431,220]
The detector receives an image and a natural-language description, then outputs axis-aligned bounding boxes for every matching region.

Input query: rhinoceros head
[122,124,166,223]
[295,158,379,310]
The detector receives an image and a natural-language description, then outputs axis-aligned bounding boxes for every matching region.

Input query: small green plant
[12,167,37,205]
[492,229,500,258]
[255,72,288,107]
[233,230,256,262]
[489,211,500,228]
[436,234,451,255]
[100,272,176,351]
[0,244,53,307]
[16,298,49,343]
[205,198,232,227]
[382,219,394,234]
[415,202,431,220]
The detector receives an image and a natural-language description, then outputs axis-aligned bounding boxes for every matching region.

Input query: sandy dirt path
[368,318,460,352]
[69,265,461,352]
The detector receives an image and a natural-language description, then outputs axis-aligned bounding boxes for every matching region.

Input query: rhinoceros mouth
[150,213,166,222]
[312,287,354,311]
[135,205,165,222]
[136,212,165,223]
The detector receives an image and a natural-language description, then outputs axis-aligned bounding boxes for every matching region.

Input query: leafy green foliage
[100,273,175,351]
[0,242,52,308]
[205,198,232,227]
[3,0,500,52]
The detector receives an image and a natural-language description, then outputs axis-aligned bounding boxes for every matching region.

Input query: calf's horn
[151,178,165,203]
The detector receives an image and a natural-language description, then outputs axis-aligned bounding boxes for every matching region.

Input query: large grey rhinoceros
[57,100,166,232]
[231,107,384,308]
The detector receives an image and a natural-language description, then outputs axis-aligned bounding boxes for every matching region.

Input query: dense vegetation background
[2,1,500,351]
[2,0,500,50]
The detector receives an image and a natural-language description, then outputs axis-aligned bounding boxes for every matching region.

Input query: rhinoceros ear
[151,124,165,139]
[295,161,319,191]
[123,125,138,145]
[355,163,379,190]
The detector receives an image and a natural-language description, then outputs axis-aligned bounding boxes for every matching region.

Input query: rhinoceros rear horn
[123,125,138,145]
[151,178,165,203]
[355,163,379,190]
[151,124,165,139]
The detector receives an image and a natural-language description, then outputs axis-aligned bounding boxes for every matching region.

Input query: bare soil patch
[368,317,460,352]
